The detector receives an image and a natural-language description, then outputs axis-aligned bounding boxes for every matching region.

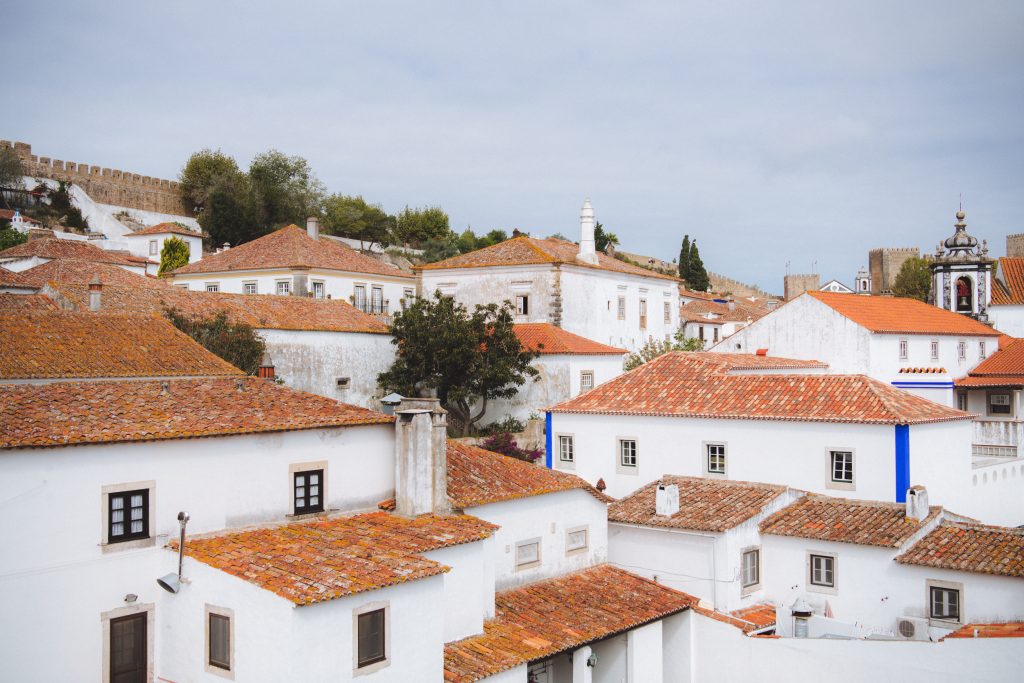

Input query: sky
[3,1,1022,292]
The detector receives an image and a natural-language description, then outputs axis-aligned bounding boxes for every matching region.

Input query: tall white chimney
[307,216,320,241]
[577,198,598,265]
[394,397,450,517]
[88,275,102,312]
[905,485,929,522]
[655,482,680,517]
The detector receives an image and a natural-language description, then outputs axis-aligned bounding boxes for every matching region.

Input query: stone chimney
[88,276,102,312]
[905,485,929,522]
[307,216,319,241]
[577,198,598,265]
[394,397,450,517]
[655,482,680,517]
[257,352,275,379]
[28,228,54,241]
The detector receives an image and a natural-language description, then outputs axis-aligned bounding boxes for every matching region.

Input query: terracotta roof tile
[444,565,695,682]
[941,622,1024,640]
[549,352,965,425]
[730,603,777,630]
[695,351,827,371]
[680,298,771,324]
[807,291,1000,336]
[446,439,610,509]
[0,237,142,268]
[17,259,166,289]
[896,521,1024,578]
[0,377,393,449]
[991,258,1024,305]
[0,311,243,380]
[0,293,58,310]
[181,511,497,606]
[759,495,941,548]
[0,267,34,288]
[954,338,1024,388]
[513,323,626,355]
[126,222,202,238]
[171,225,411,278]
[609,476,789,532]
[418,236,680,282]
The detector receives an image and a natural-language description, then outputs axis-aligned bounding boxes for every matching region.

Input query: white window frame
[100,480,156,553]
[740,546,761,594]
[205,604,235,678]
[352,600,390,676]
[557,434,574,468]
[899,339,908,361]
[149,240,158,256]
[371,285,384,313]
[243,281,258,295]
[807,551,838,595]
[617,296,626,320]
[926,579,964,627]
[826,448,856,491]
[979,341,986,359]
[663,300,672,324]
[930,340,939,360]
[566,525,589,556]
[579,370,595,393]
[287,460,329,517]
[704,441,727,478]
[515,537,542,570]
[205,282,220,293]
[515,294,529,316]
[275,279,291,296]
[312,280,325,299]
[616,438,638,475]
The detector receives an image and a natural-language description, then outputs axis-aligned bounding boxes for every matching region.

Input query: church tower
[930,208,994,321]
[855,266,871,294]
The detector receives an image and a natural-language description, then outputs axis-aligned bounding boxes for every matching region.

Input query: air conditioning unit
[895,616,930,641]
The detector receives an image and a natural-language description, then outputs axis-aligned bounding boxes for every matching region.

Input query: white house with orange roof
[418,200,681,352]
[712,290,1002,407]
[122,221,204,264]
[171,219,414,314]
[988,252,1024,336]
[0,235,155,276]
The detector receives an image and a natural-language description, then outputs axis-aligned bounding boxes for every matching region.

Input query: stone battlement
[2,140,192,217]
[708,271,777,299]
[1006,234,1024,258]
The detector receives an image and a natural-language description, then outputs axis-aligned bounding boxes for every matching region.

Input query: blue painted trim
[895,425,910,503]
[891,381,955,388]
[545,411,553,469]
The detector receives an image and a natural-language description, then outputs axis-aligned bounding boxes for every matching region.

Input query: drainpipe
[545,411,553,469]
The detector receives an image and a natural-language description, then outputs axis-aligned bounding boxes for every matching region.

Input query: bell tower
[930,208,994,321]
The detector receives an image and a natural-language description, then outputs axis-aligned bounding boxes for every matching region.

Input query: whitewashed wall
[423,538,496,642]
[968,457,1024,526]
[989,304,1024,337]
[260,329,395,409]
[125,232,203,264]
[422,263,558,324]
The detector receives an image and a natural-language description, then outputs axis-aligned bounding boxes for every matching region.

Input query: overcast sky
[3,1,1022,292]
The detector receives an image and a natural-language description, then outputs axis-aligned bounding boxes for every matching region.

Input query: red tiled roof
[0,237,142,267]
[0,377,393,449]
[609,476,789,532]
[418,235,680,282]
[181,511,497,606]
[48,283,390,334]
[0,293,59,310]
[731,603,777,631]
[896,521,1024,578]
[513,323,626,355]
[171,225,411,278]
[954,338,1024,388]
[444,565,695,682]
[759,495,940,548]
[446,439,610,509]
[0,311,243,380]
[695,351,827,371]
[680,298,771,324]
[549,352,966,425]
[126,222,202,238]
[807,291,1000,336]
[941,622,1024,640]
[17,259,167,289]
[991,258,1024,305]
[0,267,35,288]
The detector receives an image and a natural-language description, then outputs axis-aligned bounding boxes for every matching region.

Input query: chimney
[655,482,680,516]
[257,352,275,379]
[727,300,736,311]
[307,216,319,241]
[905,485,929,522]
[394,397,450,516]
[88,275,102,312]
[28,228,54,241]
[577,198,598,265]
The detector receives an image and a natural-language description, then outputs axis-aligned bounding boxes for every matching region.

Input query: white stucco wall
[989,303,1024,337]
[125,232,203,264]
[423,538,496,642]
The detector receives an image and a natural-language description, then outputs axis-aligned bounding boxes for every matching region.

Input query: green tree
[678,235,691,281]
[687,240,711,292]
[478,229,508,248]
[164,308,266,375]
[159,235,191,275]
[378,292,540,435]
[893,256,933,302]
[594,221,619,252]
[200,173,260,248]
[322,194,396,249]
[456,228,478,253]
[420,235,460,263]
[394,205,451,246]
[623,330,704,371]
[179,149,241,213]
[0,146,26,198]
[0,225,27,251]
[248,150,325,229]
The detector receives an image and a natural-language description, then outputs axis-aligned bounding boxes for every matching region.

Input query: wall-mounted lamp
[586,652,598,667]
[124,594,138,604]
[157,511,190,594]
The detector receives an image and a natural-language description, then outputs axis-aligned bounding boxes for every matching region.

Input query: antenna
[786,260,791,276]
[812,260,817,274]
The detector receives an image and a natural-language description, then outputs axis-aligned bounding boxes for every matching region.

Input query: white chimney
[394,397,450,517]
[88,276,102,312]
[655,482,680,517]
[577,198,598,265]
[905,485,929,522]
[307,216,319,241]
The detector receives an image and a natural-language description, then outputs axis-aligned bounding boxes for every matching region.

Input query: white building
[819,279,853,294]
[680,297,772,346]
[122,222,204,265]
[988,256,1024,336]
[712,290,1001,407]
[0,234,154,275]
[171,219,415,314]
[418,200,682,352]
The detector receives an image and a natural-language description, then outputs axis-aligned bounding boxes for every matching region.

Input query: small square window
[357,608,386,668]
[243,282,257,295]
[810,554,835,588]
[312,281,325,299]
[929,586,960,622]
[293,469,324,515]
[516,538,541,569]
[149,240,158,256]
[580,371,594,393]
[208,612,231,671]
[741,548,760,588]
[620,440,637,467]
[930,340,939,360]
[515,294,529,316]
[566,526,588,554]
[617,296,626,320]
[558,435,574,462]
[831,451,854,484]
[899,339,908,360]
[276,280,291,296]
[706,443,726,474]
[205,283,220,293]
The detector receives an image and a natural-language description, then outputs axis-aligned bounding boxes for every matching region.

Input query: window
[741,548,760,589]
[706,443,726,475]
[566,526,588,554]
[276,280,291,296]
[110,613,148,682]
[516,538,541,570]
[312,281,325,299]
[371,286,384,313]
[149,240,158,256]
[979,341,986,359]
[988,392,1012,416]
[558,435,574,462]
[617,296,626,320]
[357,608,386,668]
[810,554,835,588]
[402,288,415,310]
[958,340,967,360]
[108,490,149,543]
[205,283,220,293]
[830,450,854,484]
[515,294,529,316]
[957,392,968,411]
[206,606,234,676]
[580,371,594,393]
[698,326,705,341]
[929,585,961,623]
[354,284,367,311]
[639,298,647,329]
[930,340,939,360]
[243,281,257,295]
[664,301,672,324]
[899,339,908,360]
[713,327,719,343]
[293,469,324,515]
[619,439,637,468]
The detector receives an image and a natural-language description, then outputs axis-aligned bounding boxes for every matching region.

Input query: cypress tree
[688,239,710,292]
[678,235,691,281]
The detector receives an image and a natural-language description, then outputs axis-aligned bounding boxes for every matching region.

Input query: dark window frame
[108,489,149,544]
[929,585,960,622]
[293,469,325,515]
[357,608,387,668]
[208,612,231,671]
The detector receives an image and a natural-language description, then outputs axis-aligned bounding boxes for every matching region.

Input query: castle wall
[868,247,919,295]
[1006,234,1024,258]
[784,273,819,300]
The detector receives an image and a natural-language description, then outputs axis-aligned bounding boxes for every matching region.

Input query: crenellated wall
[868,247,919,295]
[2,140,192,217]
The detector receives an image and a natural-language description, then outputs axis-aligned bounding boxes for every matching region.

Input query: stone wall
[3,140,192,217]
[784,273,819,300]
[1006,234,1024,258]
[868,247,919,295]
[709,271,778,299]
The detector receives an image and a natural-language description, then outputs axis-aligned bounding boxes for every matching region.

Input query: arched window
[955,276,973,312]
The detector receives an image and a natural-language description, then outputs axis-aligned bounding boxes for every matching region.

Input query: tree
[478,229,508,248]
[594,221,619,252]
[164,308,266,375]
[419,235,460,263]
[0,146,26,196]
[0,225,27,251]
[687,240,711,292]
[248,150,324,229]
[378,292,540,435]
[394,205,451,246]
[44,181,89,231]
[456,228,478,253]
[159,236,191,275]
[893,256,933,302]
[623,330,704,371]
[678,235,691,281]
[200,173,260,248]
[179,149,241,213]
[322,194,395,249]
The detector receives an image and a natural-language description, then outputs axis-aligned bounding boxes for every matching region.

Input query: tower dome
[942,209,979,255]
